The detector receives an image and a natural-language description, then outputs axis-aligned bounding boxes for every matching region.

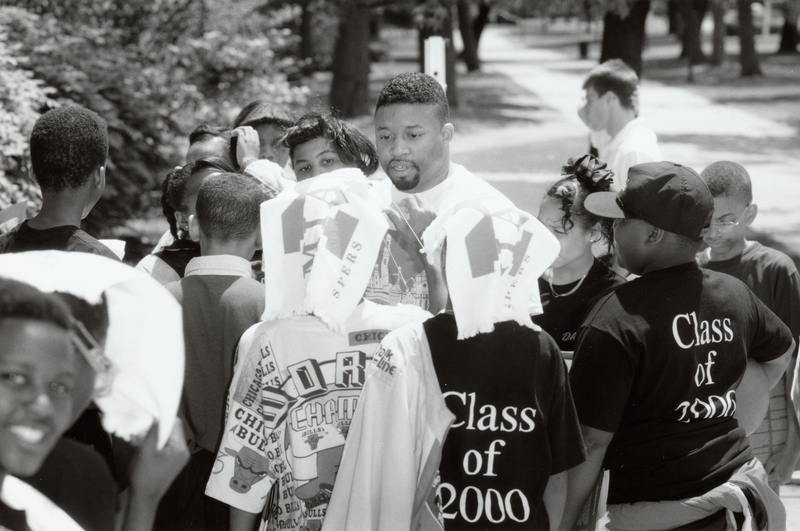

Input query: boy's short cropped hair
[583,59,639,111]
[376,72,450,125]
[232,100,296,130]
[30,106,109,193]
[0,277,72,331]
[283,112,379,175]
[700,161,753,204]
[195,173,271,241]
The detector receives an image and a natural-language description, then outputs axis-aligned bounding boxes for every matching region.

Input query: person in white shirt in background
[578,59,661,190]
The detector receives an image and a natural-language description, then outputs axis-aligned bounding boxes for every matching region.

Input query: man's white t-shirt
[365,162,513,310]
[599,117,661,190]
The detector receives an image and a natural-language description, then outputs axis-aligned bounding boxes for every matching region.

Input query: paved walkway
[451,25,800,253]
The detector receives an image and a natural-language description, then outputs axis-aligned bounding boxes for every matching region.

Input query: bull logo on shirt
[224,446,273,494]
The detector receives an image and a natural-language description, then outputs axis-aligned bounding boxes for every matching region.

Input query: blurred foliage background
[0,0,308,235]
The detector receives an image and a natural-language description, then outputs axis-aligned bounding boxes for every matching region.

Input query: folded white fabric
[423,198,560,339]
[1,475,84,531]
[261,169,389,334]
[0,251,184,448]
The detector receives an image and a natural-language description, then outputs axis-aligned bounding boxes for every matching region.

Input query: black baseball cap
[584,161,714,238]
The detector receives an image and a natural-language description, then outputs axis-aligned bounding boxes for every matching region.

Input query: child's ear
[744,204,758,225]
[174,211,189,232]
[645,225,663,245]
[94,166,106,191]
[188,215,201,242]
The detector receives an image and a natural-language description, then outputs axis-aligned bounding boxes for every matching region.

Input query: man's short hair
[232,100,296,130]
[283,112,379,175]
[188,124,230,145]
[700,161,753,204]
[30,106,109,193]
[0,277,72,331]
[376,72,450,124]
[195,173,270,241]
[583,59,639,111]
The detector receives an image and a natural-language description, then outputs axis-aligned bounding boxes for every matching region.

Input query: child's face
[292,137,348,181]
[538,197,595,270]
[254,123,291,168]
[703,195,753,261]
[0,318,75,477]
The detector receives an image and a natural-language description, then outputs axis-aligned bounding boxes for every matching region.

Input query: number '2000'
[438,483,530,524]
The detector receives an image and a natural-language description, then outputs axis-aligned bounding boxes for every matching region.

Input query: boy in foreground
[159,173,272,530]
[325,198,586,531]
[562,162,795,530]
[698,160,800,492]
[205,173,430,531]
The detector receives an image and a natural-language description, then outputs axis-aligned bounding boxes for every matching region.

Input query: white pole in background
[424,36,447,92]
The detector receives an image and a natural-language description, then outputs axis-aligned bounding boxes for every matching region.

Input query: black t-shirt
[154,238,201,278]
[22,438,118,531]
[425,313,586,530]
[0,220,119,260]
[570,262,794,505]
[0,498,26,531]
[534,258,625,352]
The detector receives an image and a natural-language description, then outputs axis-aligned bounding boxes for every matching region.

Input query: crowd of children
[0,68,799,531]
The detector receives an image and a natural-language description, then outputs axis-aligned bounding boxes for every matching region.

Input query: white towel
[0,251,184,449]
[261,169,389,334]
[423,198,560,339]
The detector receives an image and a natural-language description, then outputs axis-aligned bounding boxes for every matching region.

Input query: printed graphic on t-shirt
[365,232,429,309]
[670,311,739,423]
[211,335,377,531]
[437,389,540,528]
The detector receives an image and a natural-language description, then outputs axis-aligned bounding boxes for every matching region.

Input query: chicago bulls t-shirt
[424,313,586,530]
[570,262,794,504]
[205,300,429,531]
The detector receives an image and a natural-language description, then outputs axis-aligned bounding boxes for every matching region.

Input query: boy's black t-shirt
[698,241,800,341]
[424,313,586,530]
[570,262,794,505]
[154,238,201,278]
[534,257,625,352]
[0,220,119,260]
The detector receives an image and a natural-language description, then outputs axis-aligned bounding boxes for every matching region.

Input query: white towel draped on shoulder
[261,169,389,334]
[423,197,560,340]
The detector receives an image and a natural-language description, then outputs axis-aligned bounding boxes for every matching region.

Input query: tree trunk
[300,1,313,61]
[600,0,651,76]
[668,0,681,33]
[330,1,372,117]
[457,0,480,71]
[737,0,762,75]
[777,0,799,53]
[678,0,708,64]
[710,0,727,64]
[472,0,491,45]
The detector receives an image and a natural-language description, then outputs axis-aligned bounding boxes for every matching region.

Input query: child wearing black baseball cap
[562,161,796,530]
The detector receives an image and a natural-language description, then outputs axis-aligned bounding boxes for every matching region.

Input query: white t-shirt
[204,301,430,531]
[322,321,455,531]
[599,117,661,190]
[365,162,514,310]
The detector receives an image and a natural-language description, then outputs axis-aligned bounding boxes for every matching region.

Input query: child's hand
[129,419,190,502]
[232,126,261,168]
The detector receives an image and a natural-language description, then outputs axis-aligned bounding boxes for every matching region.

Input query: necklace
[548,268,588,298]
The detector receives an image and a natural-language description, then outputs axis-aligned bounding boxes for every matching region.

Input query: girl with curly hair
[534,154,626,353]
